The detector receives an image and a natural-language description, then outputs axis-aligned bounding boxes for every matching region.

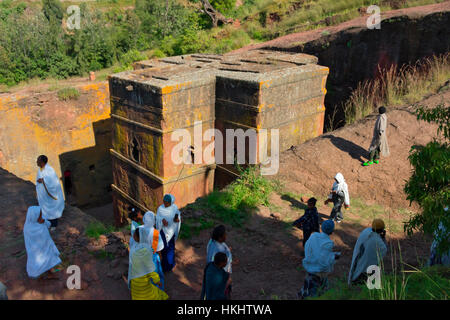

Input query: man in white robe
[24,206,62,279]
[155,194,181,272]
[36,155,65,231]
[348,219,387,285]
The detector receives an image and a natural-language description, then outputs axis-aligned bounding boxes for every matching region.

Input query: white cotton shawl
[128,227,156,288]
[329,173,350,206]
[348,227,387,284]
[143,211,164,252]
[302,232,336,274]
[155,195,181,242]
[24,206,61,278]
[36,165,65,220]
[206,239,232,273]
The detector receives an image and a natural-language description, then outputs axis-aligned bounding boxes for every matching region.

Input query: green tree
[42,0,64,24]
[404,103,450,254]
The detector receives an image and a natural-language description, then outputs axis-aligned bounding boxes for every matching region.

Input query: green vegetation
[179,166,277,239]
[344,53,450,124]
[57,87,80,101]
[314,265,449,300]
[85,221,115,239]
[404,102,449,255]
[1,0,446,87]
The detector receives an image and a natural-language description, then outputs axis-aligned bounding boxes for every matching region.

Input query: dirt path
[0,91,446,299]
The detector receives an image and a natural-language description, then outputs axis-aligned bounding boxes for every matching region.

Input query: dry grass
[344,53,450,124]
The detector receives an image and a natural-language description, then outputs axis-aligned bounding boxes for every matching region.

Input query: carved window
[130,137,141,163]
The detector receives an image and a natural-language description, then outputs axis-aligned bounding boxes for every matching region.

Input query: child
[200,252,230,300]
[293,198,320,248]
[206,225,232,299]
[324,173,350,223]
[128,206,144,236]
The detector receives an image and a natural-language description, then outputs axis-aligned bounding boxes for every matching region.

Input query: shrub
[57,87,80,101]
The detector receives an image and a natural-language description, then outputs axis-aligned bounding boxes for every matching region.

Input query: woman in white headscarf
[23,206,62,279]
[128,226,169,300]
[155,194,181,272]
[143,211,165,289]
[324,173,350,223]
[36,155,65,231]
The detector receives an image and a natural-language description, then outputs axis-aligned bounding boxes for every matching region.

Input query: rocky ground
[1,89,446,299]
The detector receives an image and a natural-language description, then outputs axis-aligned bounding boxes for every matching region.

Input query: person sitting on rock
[348,219,388,285]
[363,106,390,166]
[293,197,320,251]
[24,206,62,280]
[155,194,181,273]
[324,173,350,223]
[36,155,65,232]
[128,226,169,300]
[206,225,232,299]
[201,252,230,300]
[299,220,340,299]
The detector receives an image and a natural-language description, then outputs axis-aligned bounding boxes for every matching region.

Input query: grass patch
[314,265,449,300]
[57,87,80,101]
[344,53,450,124]
[88,249,115,260]
[85,221,115,239]
[179,166,277,239]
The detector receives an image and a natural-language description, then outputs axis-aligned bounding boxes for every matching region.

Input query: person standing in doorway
[364,106,390,166]
[36,155,65,232]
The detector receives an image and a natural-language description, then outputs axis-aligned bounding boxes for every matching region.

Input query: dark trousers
[48,219,58,228]
[351,272,368,286]
[302,231,312,248]
[161,230,176,272]
[369,146,380,161]
[329,194,344,221]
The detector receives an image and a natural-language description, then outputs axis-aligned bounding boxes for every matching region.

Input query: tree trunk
[200,0,233,27]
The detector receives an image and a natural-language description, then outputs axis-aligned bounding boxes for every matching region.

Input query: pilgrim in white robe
[348,227,387,284]
[155,194,181,272]
[36,164,65,221]
[23,206,61,278]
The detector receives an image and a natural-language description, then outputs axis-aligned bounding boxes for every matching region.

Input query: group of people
[126,194,180,300]
[17,106,448,300]
[22,155,65,281]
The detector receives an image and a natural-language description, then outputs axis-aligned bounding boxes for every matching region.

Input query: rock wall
[0,83,112,208]
[258,9,450,127]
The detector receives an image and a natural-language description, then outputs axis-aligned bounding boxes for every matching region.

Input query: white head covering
[156,194,181,242]
[36,164,65,220]
[331,172,350,206]
[143,211,156,229]
[128,226,155,288]
[0,282,7,300]
[23,206,61,278]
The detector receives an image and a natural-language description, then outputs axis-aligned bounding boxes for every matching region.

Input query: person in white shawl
[324,172,350,223]
[142,211,165,289]
[23,206,62,279]
[364,106,390,166]
[128,226,168,300]
[36,155,64,231]
[348,219,387,285]
[155,194,181,272]
[299,220,340,299]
